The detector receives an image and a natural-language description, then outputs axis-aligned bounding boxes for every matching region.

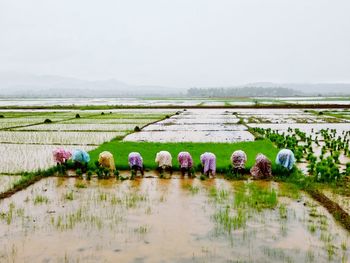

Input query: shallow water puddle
[0,177,349,262]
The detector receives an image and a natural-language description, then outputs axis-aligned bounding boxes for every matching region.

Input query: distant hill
[0,72,180,98]
[0,72,349,98]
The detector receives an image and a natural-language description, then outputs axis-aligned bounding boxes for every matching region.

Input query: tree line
[186,87,302,97]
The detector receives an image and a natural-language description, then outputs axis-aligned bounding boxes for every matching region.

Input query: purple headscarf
[177,151,193,169]
[231,150,247,169]
[128,152,143,168]
[200,152,216,175]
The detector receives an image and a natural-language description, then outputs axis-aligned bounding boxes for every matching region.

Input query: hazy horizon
[1,0,350,88]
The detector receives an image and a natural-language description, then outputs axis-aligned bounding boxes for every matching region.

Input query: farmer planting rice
[128,152,144,176]
[98,151,116,171]
[200,152,216,177]
[276,149,295,170]
[250,153,272,179]
[72,149,90,173]
[52,148,71,165]
[177,151,193,177]
[155,150,172,175]
[231,150,247,174]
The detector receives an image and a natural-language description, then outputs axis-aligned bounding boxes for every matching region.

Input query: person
[98,151,116,171]
[231,150,247,174]
[276,149,295,170]
[155,151,172,176]
[177,151,193,177]
[250,153,272,179]
[72,149,90,173]
[52,148,71,165]
[128,152,144,177]
[200,152,216,177]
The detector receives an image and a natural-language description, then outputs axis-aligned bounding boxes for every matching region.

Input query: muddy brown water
[0,175,349,263]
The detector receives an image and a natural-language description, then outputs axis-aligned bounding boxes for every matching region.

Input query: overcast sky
[0,0,349,88]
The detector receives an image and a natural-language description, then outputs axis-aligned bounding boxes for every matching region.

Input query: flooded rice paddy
[0,102,349,262]
[0,176,349,263]
[124,109,254,142]
[0,109,173,173]
[0,175,21,194]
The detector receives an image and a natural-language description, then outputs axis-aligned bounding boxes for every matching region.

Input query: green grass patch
[88,139,279,173]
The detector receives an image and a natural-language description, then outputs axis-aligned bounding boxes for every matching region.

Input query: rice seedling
[74,182,87,188]
[213,206,247,232]
[326,243,336,260]
[0,202,15,225]
[308,223,317,234]
[306,250,315,262]
[341,240,347,250]
[208,187,229,203]
[17,123,136,132]
[134,225,149,235]
[183,183,200,195]
[279,204,287,219]
[234,183,278,211]
[34,195,49,205]
[0,131,126,145]
[64,191,74,201]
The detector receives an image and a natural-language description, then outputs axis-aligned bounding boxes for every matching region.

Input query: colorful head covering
[200,152,216,175]
[52,148,72,164]
[155,151,172,168]
[276,149,295,170]
[177,151,193,169]
[72,149,90,164]
[98,151,115,171]
[250,153,272,178]
[128,152,143,168]
[231,150,247,169]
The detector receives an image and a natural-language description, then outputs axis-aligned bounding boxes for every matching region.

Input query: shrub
[75,114,81,118]
[134,126,141,132]
[44,119,52,123]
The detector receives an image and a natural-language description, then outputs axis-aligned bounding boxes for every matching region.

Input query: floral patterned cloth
[98,151,116,171]
[250,153,272,178]
[155,151,172,168]
[128,152,143,168]
[177,151,193,169]
[231,150,247,169]
[72,149,90,164]
[200,152,216,175]
[276,149,295,170]
[52,148,72,164]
